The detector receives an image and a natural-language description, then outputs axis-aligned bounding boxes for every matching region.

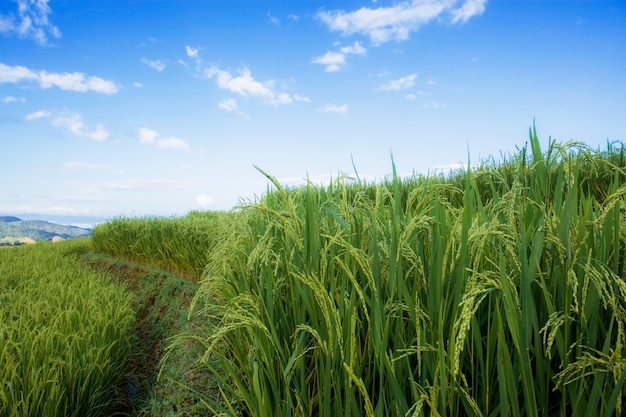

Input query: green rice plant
[0,239,135,417]
[92,210,232,280]
[175,124,626,417]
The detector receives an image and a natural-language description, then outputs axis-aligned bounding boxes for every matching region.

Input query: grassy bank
[92,211,232,281]
[0,239,135,417]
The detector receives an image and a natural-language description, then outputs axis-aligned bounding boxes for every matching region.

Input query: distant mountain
[0,217,92,246]
[8,213,106,229]
[0,216,21,223]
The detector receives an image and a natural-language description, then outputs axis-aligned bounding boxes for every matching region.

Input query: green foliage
[0,239,135,417]
[92,211,232,280]
[180,127,626,416]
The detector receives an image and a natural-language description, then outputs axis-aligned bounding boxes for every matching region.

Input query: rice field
[170,128,626,416]
[8,125,626,416]
[0,239,135,417]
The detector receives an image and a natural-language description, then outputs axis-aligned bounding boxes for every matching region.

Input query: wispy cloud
[1,95,26,104]
[86,178,196,192]
[25,109,110,141]
[138,127,158,144]
[293,94,310,103]
[378,73,417,90]
[62,161,108,172]
[218,98,238,112]
[181,45,202,69]
[405,91,430,100]
[451,0,488,23]
[90,124,109,142]
[316,0,487,45]
[141,58,166,72]
[217,98,251,119]
[318,103,349,115]
[138,127,190,151]
[421,101,446,109]
[204,65,309,106]
[0,62,118,94]
[268,12,280,26]
[0,0,61,45]
[312,41,366,72]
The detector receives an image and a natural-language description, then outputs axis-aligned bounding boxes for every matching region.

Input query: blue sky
[1,0,625,221]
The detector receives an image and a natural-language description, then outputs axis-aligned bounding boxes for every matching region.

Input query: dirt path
[81,253,219,417]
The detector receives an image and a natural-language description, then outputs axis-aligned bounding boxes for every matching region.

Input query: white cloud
[38,71,118,93]
[133,82,143,88]
[90,123,109,142]
[421,101,446,109]
[0,15,14,32]
[340,41,367,55]
[218,98,238,112]
[156,137,190,151]
[312,52,346,72]
[62,161,108,172]
[0,62,118,94]
[0,62,38,83]
[312,41,366,72]
[271,92,293,105]
[138,127,158,144]
[185,45,199,58]
[183,45,202,68]
[451,0,487,23]
[293,94,310,103]
[217,98,250,119]
[26,109,82,135]
[205,65,306,107]
[318,103,349,115]
[196,194,214,209]
[405,93,416,100]
[24,109,50,121]
[0,0,61,45]
[89,178,195,192]
[378,73,417,90]
[1,95,25,103]
[141,58,166,72]
[268,12,280,26]
[206,66,273,98]
[138,128,190,151]
[26,109,109,140]
[427,79,436,85]
[316,0,487,45]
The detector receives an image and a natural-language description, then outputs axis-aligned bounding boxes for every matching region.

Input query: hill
[0,217,92,246]
[0,216,21,223]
